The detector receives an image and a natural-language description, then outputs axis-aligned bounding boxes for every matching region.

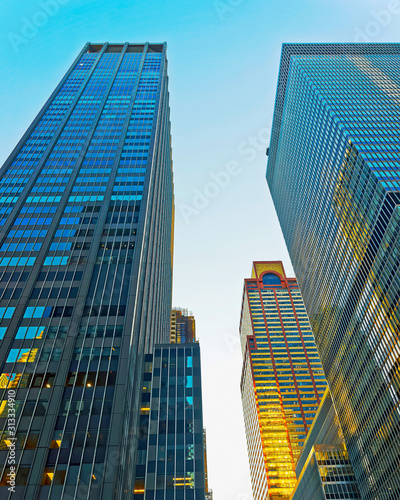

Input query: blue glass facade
[267,43,400,499]
[135,343,206,500]
[0,42,174,499]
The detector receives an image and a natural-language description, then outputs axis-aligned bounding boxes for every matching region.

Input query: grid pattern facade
[241,348,269,499]
[170,310,196,345]
[0,42,174,499]
[291,390,361,500]
[294,389,344,478]
[267,43,400,499]
[134,343,206,499]
[292,446,360,500]
[239,261,327,499]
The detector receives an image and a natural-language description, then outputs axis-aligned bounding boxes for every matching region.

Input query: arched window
[262,273,281,286]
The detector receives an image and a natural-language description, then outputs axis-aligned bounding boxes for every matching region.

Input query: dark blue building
[0,42,174,499]
[135,342,206,500]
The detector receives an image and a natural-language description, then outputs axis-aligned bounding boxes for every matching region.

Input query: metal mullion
[20,43,129,332]
[0,332,49,491]
[161,349,170,500]
[41,44,147,500]
[132,51,167,358]
[148,120,168,346]
[51,340,100,498]
[174,350,178,497]
[0,43,116,364]
[107,237,129,324]
[60,339,105,500]
[154,92,172,343]
[155,349,165,489]
[88,181,127,318]
[0,44,107,242]
[255,285,296,470]
[89,255,113,324]
[109,192,141,332]
[149,81,169,342]
[138,117,164,351]
[7,335,57,498]
[152,354,162,492]
[46,345,90,499]
[23,43,132,499]
[79,44,151,493]
[0,43,91,180]
[85,340,113,499]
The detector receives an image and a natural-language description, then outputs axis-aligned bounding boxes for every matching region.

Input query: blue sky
[1,0,400,498]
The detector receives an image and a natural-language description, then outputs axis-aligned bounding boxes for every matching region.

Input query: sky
[1,0,400,498]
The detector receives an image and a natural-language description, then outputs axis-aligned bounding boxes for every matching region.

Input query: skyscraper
[0,42,174,499]
[239,261,327,499]
[290,388,361,500]
[170,309,196,344]
[267,43,400,499]
[134,310,208,499]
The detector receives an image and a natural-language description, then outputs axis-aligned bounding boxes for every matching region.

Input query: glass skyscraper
[135,342,206,500]
[239,261,327,499]
[0,42,174,499]
[134,309,209,499]
[267,43,400,499]
[290,389,361,500]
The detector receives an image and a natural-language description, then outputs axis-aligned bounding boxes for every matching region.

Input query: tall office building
[170,309,196,344]
[132,307,209,499]
[290,388,361,500]
[0,42,174,499]
[239,261,327,499]
[267,43,400,499]
[134,339,207,498]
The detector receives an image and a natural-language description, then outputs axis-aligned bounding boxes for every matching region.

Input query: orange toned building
[239,262,327,499]
[170,308,196,344]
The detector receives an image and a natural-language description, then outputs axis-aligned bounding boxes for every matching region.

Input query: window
[6,348,38,363]
[23,306,52,318]
[0,307,15,319]
[16,325,45,339]
[262,273,282,286]
[43,256,69,266]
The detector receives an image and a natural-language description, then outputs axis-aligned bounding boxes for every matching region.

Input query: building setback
[267,43,400,499]
[0,42,174,499]
[239,261,327,499]
[290,388,361,500]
